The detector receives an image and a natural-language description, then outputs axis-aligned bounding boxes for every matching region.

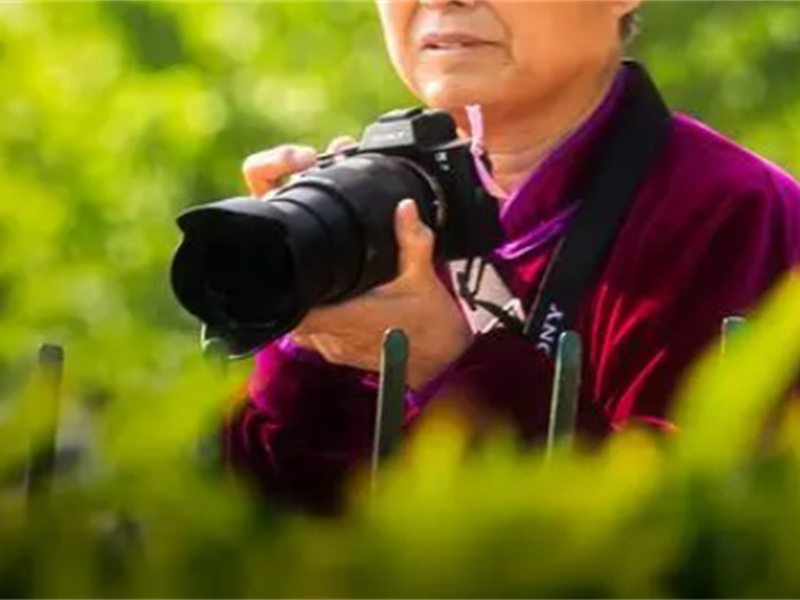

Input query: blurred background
[1,0,800,412]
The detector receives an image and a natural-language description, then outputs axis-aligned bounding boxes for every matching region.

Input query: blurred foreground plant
[1,272,800,599]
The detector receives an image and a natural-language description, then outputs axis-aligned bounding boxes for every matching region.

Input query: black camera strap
[450,62,671,358]
[523,62,671,356]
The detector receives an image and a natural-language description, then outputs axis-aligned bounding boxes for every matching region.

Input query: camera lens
[171,153,438,357]
[202,216,295,326]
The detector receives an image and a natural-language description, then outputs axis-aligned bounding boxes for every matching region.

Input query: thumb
[395,199,435,280]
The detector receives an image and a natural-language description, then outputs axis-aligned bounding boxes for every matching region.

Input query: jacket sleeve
[223,338,382,513]
[224,329,557,511]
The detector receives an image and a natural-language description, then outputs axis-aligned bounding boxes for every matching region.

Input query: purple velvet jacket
[224,63,800,512]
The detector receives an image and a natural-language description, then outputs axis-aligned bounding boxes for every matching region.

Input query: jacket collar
[498,62,633,249]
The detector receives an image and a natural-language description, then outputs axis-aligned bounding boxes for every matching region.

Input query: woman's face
[375,0,639,114]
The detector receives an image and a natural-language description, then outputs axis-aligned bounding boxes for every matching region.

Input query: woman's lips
[418,31,497,52]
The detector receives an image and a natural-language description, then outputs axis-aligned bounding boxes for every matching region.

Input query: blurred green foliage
[1,2,800,598]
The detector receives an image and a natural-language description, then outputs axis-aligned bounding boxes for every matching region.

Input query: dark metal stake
[546,331,582,457]
[197,338,231,468]
[25,343,65,499]
[721,316,746,357]
[370,328,409,497]
[202,338,230,378]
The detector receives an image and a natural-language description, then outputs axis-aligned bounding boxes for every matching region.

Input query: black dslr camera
[170,107,504,357]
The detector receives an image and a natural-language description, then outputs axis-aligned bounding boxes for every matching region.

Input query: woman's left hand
[291,199,473,390]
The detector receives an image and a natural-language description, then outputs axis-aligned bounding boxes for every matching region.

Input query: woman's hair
[622,9,641,44]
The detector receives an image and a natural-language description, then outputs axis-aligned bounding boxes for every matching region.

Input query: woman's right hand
[242,137,356,198]
[240,137,472,389]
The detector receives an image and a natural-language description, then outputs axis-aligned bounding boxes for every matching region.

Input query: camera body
[322,106,503,260]
[171,107,504,357]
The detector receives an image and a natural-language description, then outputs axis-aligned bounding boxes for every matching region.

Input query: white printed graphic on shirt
[448,258,526,335]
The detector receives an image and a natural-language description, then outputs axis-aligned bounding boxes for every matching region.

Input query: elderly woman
[225,1,800,512]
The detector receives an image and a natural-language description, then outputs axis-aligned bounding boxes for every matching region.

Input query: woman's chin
[419,76,499,110]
